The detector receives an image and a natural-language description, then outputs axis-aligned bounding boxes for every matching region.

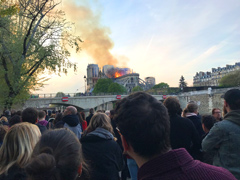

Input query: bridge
[24,94,166,110]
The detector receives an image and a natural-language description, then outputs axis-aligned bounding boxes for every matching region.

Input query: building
[145,77,156,88]
[87,64,99,92]
[193,62,240,87]
[86,64,154,93]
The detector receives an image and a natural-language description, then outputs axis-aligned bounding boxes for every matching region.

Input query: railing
[30,91,178,99]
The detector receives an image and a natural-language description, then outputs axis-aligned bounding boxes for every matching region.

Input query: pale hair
[0,116,8,123]
[0,122,41,175]
[86,113,114,135]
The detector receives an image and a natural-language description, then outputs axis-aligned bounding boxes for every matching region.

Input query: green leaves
[93,79,126,94]
[0,0,82,109]
[219,71,240,87]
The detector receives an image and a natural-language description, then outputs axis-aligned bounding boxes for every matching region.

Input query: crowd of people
[0,88,239,180]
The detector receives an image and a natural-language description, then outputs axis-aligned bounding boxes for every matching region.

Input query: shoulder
[194,162,237,180]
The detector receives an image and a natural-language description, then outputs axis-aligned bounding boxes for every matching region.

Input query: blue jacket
[202,110,240,179]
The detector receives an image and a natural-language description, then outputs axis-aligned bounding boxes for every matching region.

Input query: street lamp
[84,75,87,93]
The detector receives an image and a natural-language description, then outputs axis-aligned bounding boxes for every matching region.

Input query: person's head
[186,102,198,114]
[105,110,110,117]
[223,89,240,113]
[63,106,77,116]
[53,113,63,125]
[16,110,22,116]
[4,110,10,117]
[9,115,21,127]
[110,110,115,119]
[77,112,84,124]
[25,129,83,180]
[0,122,41,174]
[181,108,189,118]
[22,107,38,124]
[163,97,181,116]
[212,108,222,121]
[201,115,216,133]
[114,92,170,160]
[80,112,85,120]
[38,111,46,120]
[86,113,113,134]
[89,108,94,114]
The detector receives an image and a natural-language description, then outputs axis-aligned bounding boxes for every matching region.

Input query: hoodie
[224,110,240,126]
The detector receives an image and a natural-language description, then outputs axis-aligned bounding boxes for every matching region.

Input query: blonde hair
[0,122,41,175]
[0,116,8,123]
[86,113,114,135]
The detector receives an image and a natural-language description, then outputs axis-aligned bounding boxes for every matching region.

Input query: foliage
[219,71,240,87]
[108,83,126,93]
[0,0,82,109]
[132,86,143,92]
[0,0,19,17]
[179,76,187,88]
[93,79,113,93]
[55,92,66,97]
[153,82,169,89]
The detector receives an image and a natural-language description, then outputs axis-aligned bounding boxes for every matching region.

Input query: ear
[121,135,130,154]
[78,163,82,176]
[36,119,38,123]
[224,100,228,108]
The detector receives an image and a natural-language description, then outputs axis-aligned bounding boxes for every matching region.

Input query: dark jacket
[0,165,27,180]
[86,113,94,125]
[170,114,201,159]
[187,115,205,137]
[36,123,47,134]
[80,128,124,180]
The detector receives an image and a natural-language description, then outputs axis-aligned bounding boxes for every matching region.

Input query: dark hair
[38,111,46,119]
[186,102,198,113]
[224,89,240,110]
[16,110,22,116]
[110,110,115,116]
[89,108,94,114]
[22,108,38,124]
[80,112,85,120]
[25,129,83,180]
[9,115,21,127]
[77,113,84,124]
[53,113,63,125]
[163,97,181,115]
[114,92,170,158]
[201,115,216,131]
[212,108,220,115]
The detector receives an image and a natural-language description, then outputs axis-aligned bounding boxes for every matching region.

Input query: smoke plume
[62,0,128,67]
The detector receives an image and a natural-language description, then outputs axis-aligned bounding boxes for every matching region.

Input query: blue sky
[36,0,240,94]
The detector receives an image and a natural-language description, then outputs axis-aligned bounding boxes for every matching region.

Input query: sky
[35,0,240,94]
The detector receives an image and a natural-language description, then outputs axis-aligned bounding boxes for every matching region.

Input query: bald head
[64,106,77,116]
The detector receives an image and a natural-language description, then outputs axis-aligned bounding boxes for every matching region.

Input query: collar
[138,148,195,180]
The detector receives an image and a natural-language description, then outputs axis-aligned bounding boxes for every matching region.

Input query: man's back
[138,148,236,180]
[202,115,240,179]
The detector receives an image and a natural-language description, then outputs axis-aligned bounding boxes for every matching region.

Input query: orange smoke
[62,1,128,67]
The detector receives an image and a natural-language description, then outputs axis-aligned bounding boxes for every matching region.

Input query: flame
[115,72,121,78]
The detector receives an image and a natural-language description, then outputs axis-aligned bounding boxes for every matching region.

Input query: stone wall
[178,87,240,115]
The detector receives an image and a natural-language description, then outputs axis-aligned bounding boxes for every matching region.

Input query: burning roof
[105,67,132,78]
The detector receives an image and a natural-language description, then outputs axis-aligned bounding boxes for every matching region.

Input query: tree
[153,82,169,89]
[108,83,126,94]
[0,0,82,109]
[0,0,19,17]
[219,71,240,87]
[55,92,65,97]
[93,79,113,93]
[179,76,187,88]
[132,86,143,92]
